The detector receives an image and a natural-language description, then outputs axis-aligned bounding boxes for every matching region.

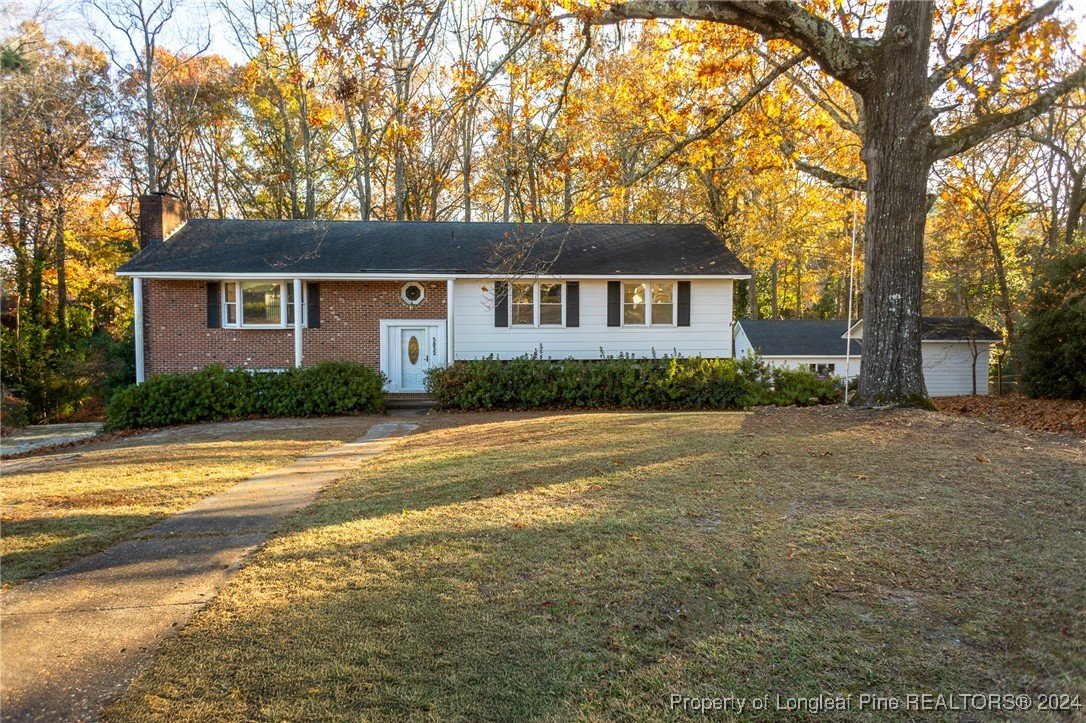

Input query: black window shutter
[306,282,321,328]
[207,282,220,329]
[494,281,509,327]
[566,281,579,327]
[607,281,621,327]
[677,281,691,327]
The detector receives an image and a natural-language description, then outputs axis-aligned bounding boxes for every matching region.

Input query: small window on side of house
[539,283,563,326]
[286,282,301,324]
[511,283,535,326]
[623,283,646,325]
[651,283,674,325]
[223,282,237,325]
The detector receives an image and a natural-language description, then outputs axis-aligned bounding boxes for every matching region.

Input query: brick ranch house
[117,194,750,392]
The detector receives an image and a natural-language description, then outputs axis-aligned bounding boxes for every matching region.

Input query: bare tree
[87,0,209,195]
[1023,93,1086,247]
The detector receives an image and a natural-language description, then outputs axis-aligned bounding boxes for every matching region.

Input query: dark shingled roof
[920,316,1001,341]
[117,220,749,276]
[740,316,1001,357]
[737,320,860,357]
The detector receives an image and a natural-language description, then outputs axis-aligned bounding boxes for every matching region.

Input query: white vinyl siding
[922,342,990,396]
[734,324,755,360]
[759,356,860,380]
[456,278,733,359]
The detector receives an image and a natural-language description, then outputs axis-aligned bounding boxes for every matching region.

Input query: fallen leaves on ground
[934,394,1086,436]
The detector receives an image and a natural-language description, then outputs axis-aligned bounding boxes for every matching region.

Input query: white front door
[381,320,446,392]
[399,327,429,391]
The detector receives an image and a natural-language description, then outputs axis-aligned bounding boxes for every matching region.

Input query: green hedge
[425,354,838,411]
[105,362,387,430]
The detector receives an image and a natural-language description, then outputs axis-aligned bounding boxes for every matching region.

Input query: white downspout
[133,277,145,384]
[293,278,303,368]
[446,278,455,365]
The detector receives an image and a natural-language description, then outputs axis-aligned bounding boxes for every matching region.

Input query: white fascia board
[759,354,861,359]
[115,271,463,280]
[115,271,751,280]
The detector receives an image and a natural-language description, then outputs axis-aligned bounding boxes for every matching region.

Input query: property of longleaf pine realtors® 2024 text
[668,692,1082,714]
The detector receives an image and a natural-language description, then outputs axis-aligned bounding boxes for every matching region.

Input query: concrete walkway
[0,423,103,458]
[1,420,418,722]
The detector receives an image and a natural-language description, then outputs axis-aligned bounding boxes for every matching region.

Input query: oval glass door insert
[408,335,420,364]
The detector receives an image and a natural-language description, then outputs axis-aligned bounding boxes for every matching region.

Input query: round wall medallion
[401,282,425,305]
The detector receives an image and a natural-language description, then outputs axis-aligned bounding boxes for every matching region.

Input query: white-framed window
[623,282,674,326]
[510,281,564,327]
[539,282,563,325]
[511,282,534,326]
[222,281,305,328]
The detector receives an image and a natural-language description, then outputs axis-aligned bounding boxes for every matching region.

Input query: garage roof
[737,320,860,357]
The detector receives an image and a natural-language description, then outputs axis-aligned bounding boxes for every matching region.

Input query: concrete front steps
[385,393,434,410]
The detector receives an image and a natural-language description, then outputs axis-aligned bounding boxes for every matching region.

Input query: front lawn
[0,417,380,586]
[106,409,1085,721]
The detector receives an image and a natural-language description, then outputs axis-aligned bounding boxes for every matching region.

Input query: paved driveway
[1,423,103,457]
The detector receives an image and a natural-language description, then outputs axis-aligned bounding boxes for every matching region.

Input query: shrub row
[425,354,838,411]
[105,362,386,430]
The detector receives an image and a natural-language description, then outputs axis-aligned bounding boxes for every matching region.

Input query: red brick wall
[143,279,447,375]
[138,195,187,248]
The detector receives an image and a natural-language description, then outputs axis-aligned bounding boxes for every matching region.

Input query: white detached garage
[734,316,1001,396]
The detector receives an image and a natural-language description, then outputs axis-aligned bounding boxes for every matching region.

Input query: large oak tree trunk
[855,1,934,407]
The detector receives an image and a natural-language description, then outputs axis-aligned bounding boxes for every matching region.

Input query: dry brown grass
[105,408,1085,721]
[0,416,384,586]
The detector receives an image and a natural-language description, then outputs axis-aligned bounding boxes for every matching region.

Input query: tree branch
[794,160,865,191]
[533,21,593,157]
[622,50,808,187]
[1023,129,1077,166]
[595,1,872,90]
[928,0,1061,93]
[931,65,1086,161]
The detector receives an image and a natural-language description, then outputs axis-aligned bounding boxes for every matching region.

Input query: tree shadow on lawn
[107,412,1084,721]
[1,512,165,586]
[105,505,1055,722]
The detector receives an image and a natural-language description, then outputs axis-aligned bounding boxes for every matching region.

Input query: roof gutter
[115,271,752,281]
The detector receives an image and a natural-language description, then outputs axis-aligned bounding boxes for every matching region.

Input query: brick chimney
[138,193,188,248]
